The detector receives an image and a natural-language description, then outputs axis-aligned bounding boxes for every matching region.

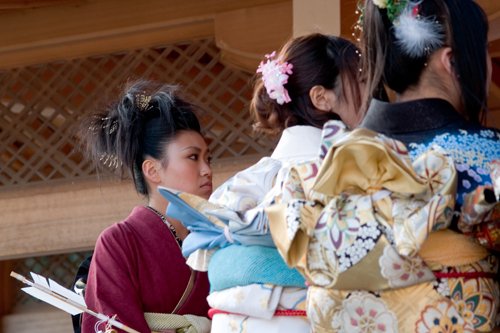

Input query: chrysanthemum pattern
[379,245,435,288]
[338,292,398,333]
[315,194,373,252]
[413,146,454,195]
[416,299,475,333]
[268,121,500,333]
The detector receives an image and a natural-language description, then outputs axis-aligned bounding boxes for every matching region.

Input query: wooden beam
[215,1,292,71]
[475,0,500,18]
[489,10,500,22]
[0,0,287,69]
[2,304,73,333]
[0,179,144,260]
[293,0,341,37]
[0,158,259,260]
[0,19,215,69]
[0,0,83,9]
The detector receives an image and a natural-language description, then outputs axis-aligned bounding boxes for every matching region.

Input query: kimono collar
[360,98,466,134]
[271,125,323,163]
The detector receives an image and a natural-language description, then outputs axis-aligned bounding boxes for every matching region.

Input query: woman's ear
[310,85,337,112]
[142,159,161,184]
[439,47,455,77]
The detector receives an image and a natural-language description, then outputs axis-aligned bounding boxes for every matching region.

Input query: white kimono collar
[270,125,323,163]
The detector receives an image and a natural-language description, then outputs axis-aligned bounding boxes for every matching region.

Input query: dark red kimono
[82,206,210,333]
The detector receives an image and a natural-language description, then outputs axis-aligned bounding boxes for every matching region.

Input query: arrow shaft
[11,272,140,333]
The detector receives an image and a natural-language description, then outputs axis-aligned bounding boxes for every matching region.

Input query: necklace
[146,206,183,247]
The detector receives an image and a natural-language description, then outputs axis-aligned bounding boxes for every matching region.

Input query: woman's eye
[207,156,213,164]
[189,154,198,161]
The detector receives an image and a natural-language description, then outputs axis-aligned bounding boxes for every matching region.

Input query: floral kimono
[266,121,499,332]
[160,125,326,333]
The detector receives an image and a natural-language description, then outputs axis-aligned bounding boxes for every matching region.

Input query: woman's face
[157,130,213,199]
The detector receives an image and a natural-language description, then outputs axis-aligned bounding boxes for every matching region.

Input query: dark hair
[79,80,202,196]
[251,34,363,135]
[362,0,489,124]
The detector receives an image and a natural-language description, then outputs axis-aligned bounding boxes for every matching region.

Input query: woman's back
[361,98,500,206]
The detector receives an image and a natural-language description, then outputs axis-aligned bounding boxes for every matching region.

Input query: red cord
[208,308,307,319]
[434,272,496,279]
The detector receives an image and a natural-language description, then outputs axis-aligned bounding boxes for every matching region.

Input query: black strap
[71,255,92,333]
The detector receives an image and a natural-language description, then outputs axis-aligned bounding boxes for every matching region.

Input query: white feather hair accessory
[393,1,445,58]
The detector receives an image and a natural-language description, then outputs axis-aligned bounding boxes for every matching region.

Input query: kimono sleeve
[81,224,150,333]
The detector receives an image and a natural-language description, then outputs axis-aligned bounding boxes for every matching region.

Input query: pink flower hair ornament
[256,51,293,105]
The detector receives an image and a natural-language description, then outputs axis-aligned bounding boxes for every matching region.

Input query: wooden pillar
[0,260,14,316]
[293,0,341,37]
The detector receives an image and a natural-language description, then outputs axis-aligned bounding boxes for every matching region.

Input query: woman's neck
[148,194,189,240]
[396,84,461,111]
[397,50,462,113]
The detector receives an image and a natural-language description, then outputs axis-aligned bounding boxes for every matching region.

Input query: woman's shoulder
[97,206,160,244]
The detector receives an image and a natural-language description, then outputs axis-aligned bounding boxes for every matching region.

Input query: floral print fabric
[408,129,500,206]
[266,120,500,332]
[458,160,500,251]
[207,284,307,320]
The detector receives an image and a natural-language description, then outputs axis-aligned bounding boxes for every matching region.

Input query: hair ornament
[89,116,118,134]
[135,93,153,111]
[256,51,293,105]
[393,1,444,58]
[100,152,121,168]
[373,0,408,21]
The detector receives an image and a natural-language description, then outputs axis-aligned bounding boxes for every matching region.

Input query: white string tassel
[393,1,444,58]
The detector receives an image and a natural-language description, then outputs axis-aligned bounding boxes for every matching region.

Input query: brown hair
[251,34,363,135]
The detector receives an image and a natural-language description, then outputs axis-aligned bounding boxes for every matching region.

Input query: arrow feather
[30,272,49,288]
[20,272,87,315]
[21,286,83,315]
[11,271,140,333]
[48,278,86,307]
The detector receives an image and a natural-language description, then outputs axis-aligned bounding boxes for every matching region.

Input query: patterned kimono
[266,99,500,333]
[160,126,326,333]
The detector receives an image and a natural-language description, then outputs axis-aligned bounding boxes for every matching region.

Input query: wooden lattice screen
[0,38,276,187]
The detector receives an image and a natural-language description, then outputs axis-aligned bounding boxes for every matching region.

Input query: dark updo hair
[362,0,489,124]
[79,80,202,196]
[251,34,363,135]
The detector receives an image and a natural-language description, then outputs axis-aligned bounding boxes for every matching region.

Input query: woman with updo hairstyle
[161,34,365,333]
[252,33,363,135]
[78,80,212,333]
[355,0,500,332]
